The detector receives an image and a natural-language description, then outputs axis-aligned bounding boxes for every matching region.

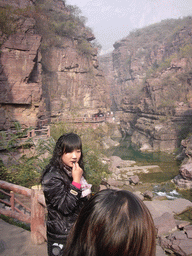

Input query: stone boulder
[144,198,192,219]
[146,198,192,256]
[181,136,192,157]
[109,156,136,171]
[173,159,192,189]
[105,177,125,188]
[143,190,154,200]
[180,162,192,180]
[173,174,192,189]
[159,227,192,256]
[129,175,139,185]
[102,136,120,149]
[154,212,177,236]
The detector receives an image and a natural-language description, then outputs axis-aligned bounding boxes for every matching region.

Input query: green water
[107,139,192,202]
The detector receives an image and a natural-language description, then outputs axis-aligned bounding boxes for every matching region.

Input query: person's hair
[41,133,84,181]
[64,189,156,256]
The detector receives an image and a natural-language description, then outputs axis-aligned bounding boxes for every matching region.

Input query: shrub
[0,6,17,36]
[34,0,92,51]
[3,155,41,188]
[157,53,177,72]
[0,160,9,181]
[179,44,192,58]
[83,147,109,192]
[0,122,45,187]
[77,39,93,56]
[123,82,144,105]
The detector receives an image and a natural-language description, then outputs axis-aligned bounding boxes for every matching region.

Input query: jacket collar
[62,162,72,178]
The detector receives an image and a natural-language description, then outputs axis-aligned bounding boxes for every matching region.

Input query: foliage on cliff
[35,0,95,54]
[0,0,99,55]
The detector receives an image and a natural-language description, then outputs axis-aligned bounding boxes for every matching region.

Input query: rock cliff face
[174,135,192,189]
[100,17,192,152]
[0,0,110,129]
[42,38,109,121]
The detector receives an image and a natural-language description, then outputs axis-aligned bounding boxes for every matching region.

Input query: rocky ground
[101,154,192,256]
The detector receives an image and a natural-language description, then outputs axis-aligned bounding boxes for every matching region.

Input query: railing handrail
[0,180,31,197]
[0,126,50,150]
[0,115,113,145]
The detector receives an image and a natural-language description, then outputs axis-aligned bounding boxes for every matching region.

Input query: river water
[107,139,192,202]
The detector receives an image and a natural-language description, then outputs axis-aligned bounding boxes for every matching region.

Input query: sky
[66,0,192,55]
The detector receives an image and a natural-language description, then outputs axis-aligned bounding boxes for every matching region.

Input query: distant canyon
[100,17,192,153]
[0,0,192,154]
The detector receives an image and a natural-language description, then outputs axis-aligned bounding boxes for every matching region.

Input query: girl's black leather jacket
[42,165,87,242]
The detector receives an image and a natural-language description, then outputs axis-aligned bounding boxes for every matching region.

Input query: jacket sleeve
[42,173,82,215]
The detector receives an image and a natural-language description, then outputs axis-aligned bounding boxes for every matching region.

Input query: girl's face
[61,149,81,168]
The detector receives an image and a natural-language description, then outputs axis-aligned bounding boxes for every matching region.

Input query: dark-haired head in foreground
[64,189,156,256]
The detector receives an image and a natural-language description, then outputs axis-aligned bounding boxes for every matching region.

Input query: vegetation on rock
[0,0,96,55]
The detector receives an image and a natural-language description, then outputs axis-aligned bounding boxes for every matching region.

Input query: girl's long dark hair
[41,133,84,182]
[64,189,156,256]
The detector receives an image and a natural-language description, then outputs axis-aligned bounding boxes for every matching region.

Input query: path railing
[0,115,114,150]
[40,115,114,125]
[0,180,46,245]
[65,116,106,123]
[0,126,50,150]
[27,125,50,138]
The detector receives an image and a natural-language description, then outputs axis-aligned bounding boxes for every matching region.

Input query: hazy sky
[66,0,192,54]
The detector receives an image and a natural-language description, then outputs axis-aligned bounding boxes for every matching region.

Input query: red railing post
[31,185,47,244]
[27,129,35,138]
[0,180,47,244]
[32,129,35,137]
[10,191,14,211]
[47,125,50,137]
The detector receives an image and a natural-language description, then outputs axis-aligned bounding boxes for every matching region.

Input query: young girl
[41,133,91,256]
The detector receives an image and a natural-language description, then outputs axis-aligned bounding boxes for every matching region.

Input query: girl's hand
[72,162,83,184]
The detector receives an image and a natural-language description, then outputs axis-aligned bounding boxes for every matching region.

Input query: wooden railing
[0,115,114,150]
[0,126,50,150]
[42,115,114,124]
[0,180,46,245]
[27,125,50,138]
[65,116,106,123]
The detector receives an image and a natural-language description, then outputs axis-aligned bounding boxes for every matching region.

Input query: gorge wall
[100,17,192,153]
[1,1,192,155]
[0,0,110,130]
